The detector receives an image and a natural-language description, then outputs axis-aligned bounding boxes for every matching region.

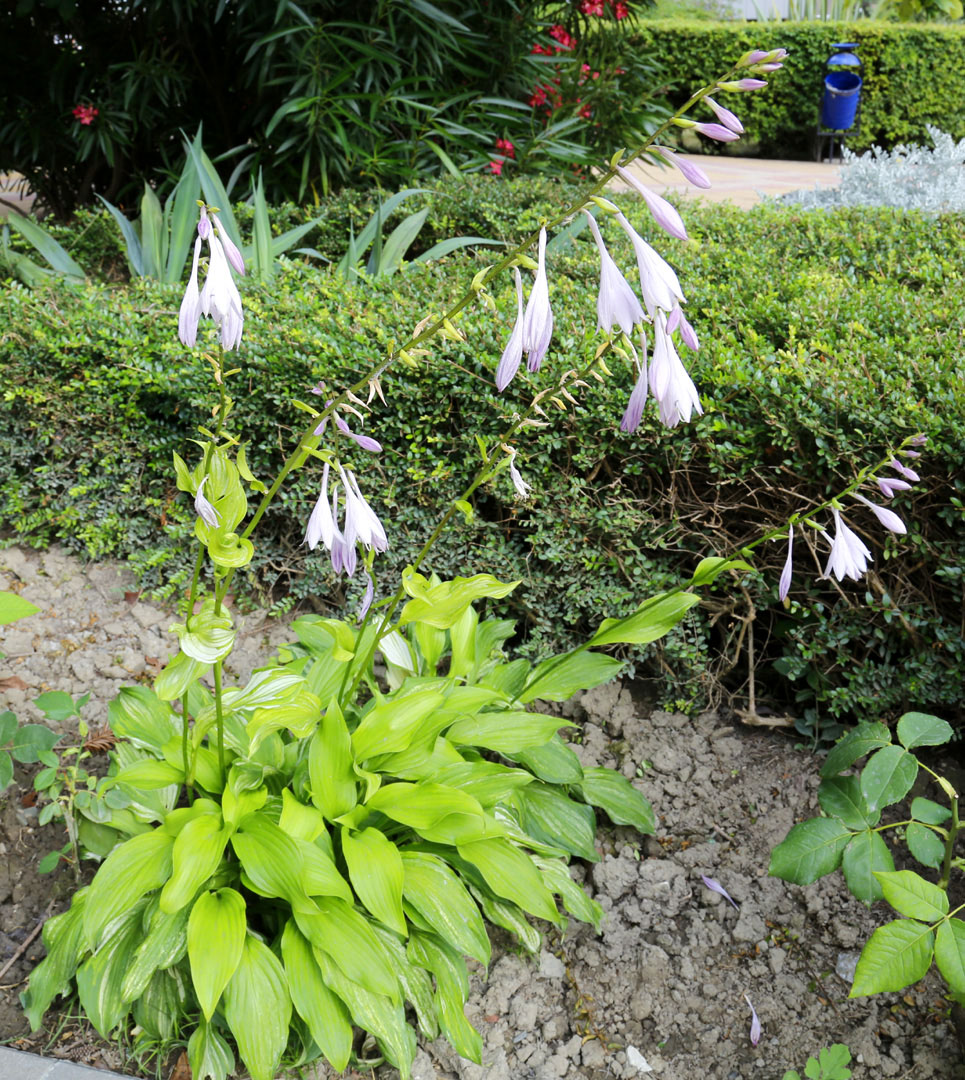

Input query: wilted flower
[496,268,525,391]
[821,507,872,582]
[614,212,684,315]
[506,448,532,499]
[704,96,744,135]
[652,145,711,189]
[584,212,644,336]
[853,492,906,535]
[701,874,740,910]
[358,572,375,621]
[522,227,554,372]
[778,524,794,601]
[649,312,702,428]
[194,476,220,529]
[615,165,688,241]
[744,995,762,1046]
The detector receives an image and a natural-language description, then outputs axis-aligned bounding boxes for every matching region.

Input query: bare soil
[1,546,963,1080]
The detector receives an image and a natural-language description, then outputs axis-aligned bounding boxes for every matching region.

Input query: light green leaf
[187,1017,235,1080]
[768,818,851,886]
[401,852,490,965]
[281,921,353,1071]
[23,890,89,1030]
[352,688,446,761]
[33,690,79,722]
[159,812,229,914]
[85,829,174,948]
[170,599,236,665]
[532,856,603,931]
[431,761,535,806]
[231,813,313,908]
[860,746,917,813]
[366,781,485,831]
[519,651,623,704]
[251,168,274,281]
[818,775,880,830]
[107,686,178,751]
[114,759,185,789]
[589,591,700,647]
[907,824,945,869]
[76,903,144,1037]
[6,213,85,278]
[516,783,598,861]
[399,570,519,629]
[841,830,894,903]
[342,827,406,935]
[188,888,247,1019]
[579,767,655,833]
[935,918,965,993]
[457,837,562,925]
[506,735,584,784]
[164,153,202,283]
[369,923,439,1040]
[874,870,949,921]
[896,711,954,750]
[295,837,354,902]
[821,722,892,778]
[139,182,164,280]
[446,712,573,753]
[0,590,39,624]
[155,651,210,702]
[408,931,481,1063]
[473,891,540,953]
[224,935,292,1080]
[689,556,754,587]
[10,723,60,764]
[911,797,951,826]
[121,901,190,1003]
[850,919,934,997]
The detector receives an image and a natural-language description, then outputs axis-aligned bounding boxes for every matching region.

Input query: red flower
[579,103,593,119]
[72,104,99,126]
[580,0,605,15]
[613,0,629,18]
[548,24,577,50]
[529,85,548,108]
[495,138,516,159]
[488,159,503,176]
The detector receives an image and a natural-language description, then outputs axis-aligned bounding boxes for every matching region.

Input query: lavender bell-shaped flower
[614,212,683,316]
[620,331,648,434]
[178,237,203,348]
[496,268,525,391]
[305,463,336,551]
[341,466,388,554]
[778,524,793,601]
[522,227,553,372]
[212,213,246,276]
[704,96,744,135]
[694,122,741,143]
[853,492,907,535]
[821,507,872,582]
[877,475,912,499]
[652,145,711,189]
[584,212,644,337]
[199,233,244,350]
[335,414,382,453]
[889,458,920,482]
[649,312,702,428]
[615,165,688,242]
[194,476,220,529]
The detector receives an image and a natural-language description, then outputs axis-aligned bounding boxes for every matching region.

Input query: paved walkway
[0,1048,128,1079]
[618,153,842,208]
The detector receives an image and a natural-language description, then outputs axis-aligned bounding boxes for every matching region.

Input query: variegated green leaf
[188,888,247,1020]
[224,935,292,1080]
[343,827,407,935]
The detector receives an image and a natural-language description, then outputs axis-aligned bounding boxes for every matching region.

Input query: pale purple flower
[778,525,793,601]
[744,995,761,1046]
[889,458,920,482]
[584,212,644,336]
[877,476,912,499]
[758,62,784,72]
[853,493,907,535]
[649,313,702,428]
[676,307,699,351]
[615,212,684,315]
[212,213,246,276]
[507,451,531,500]
[197,210,212,241]
[704,96,744,135]
[701,874,739,910]
[341,466,388,554]
[652,146,711,189]
[620,333,648,434]
[335,415,382,453]
[305,463,336,551]
[199,233,244,350]
[194,476,220,529]
[909,434,927,447]
[742,49,770,65]
[821,508,872,582]
[178,237,203,347]
[522,227,553,373]
[719,78,768,91]
[358,572,375,621]
[615,165,688,241]
[496,268,525,391]
[694,122,741,143]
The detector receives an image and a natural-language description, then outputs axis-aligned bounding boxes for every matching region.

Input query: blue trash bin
[821,70,862,131]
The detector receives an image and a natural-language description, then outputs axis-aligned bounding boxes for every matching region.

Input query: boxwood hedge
[1,179,962,728]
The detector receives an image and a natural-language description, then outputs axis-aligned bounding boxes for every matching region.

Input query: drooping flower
[877,476,912,499]
[358,572,375,621]
[199,234,244,350]
[853,492,907,535]
[212,213,246,276]
[335,414,382,453]
[620,333,648,434]
[821,507,872,582]
[694,122,741,143]
[649,312,702,428]
[778,524,793,601]
[744,995,762,1047]
[341,466,388,554]
[704,96,744,135]
[496,268,525,391]
[506,449,531,500]
[651,145,712,189]
[614,212,684,315]
[178,237,203,347]
[615,165,688,241]
[889,458,920,482]
[522,227,553,372]
[305,463,336,551]
[194,476,220,529]
[584,212,643,336]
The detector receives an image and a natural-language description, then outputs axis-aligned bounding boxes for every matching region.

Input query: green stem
[939,796,959,892]
[214,660,226,778]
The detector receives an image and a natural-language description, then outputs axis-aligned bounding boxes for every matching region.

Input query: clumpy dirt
[1,546,962,1080]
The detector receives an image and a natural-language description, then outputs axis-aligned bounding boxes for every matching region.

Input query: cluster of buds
[778,437,926,599]
[178,206,246,350]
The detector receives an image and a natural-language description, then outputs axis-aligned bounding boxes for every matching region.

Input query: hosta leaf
[309,699,358,819]
[589,591,700,647]
[820,722,892,778]
[76,902,145,1037]
[473,891,541,953]
[519,651,623,703]
[188,888,247,1020]
[896,711,954,750]
[154,650,211,702]
[400,851,490,965]
[533,856,603,931]
[279,789,327,842]
[351,688,446,761]
[408,931,481,1063]
[107,686,179,751]
[457,837,562,925]
[432,761,535,806]
[187,1018,235,1080]
[850,919,934,997]
[23,890,89,1030]
[170,600,236,665]
[935,919,965,993]
[342,827,407,935]
[578,767,655,833]
[874,870,949,921]
[506,735,584,784]
[818,775,880,830]
[224,935,292,1080]
[768,818,851,886]
[121,902,190,1003]
[860,745,917,813]
[132,966,190,1041]
[399,570,518,629]
[281,921,353,1071]
[516,783,598,861]
[85,829,174,948]
[231,813,314,908]
[366,781,485,831]
[841,830,894,903]
[370,923,439,1041]
[446,711,574,753]
[295,837,353,902]
[160,812,230,914]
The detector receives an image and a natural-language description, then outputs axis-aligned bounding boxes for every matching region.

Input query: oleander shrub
[1,182,963,727]
[629,20,965,157]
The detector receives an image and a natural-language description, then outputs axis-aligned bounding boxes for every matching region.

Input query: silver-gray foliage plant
[782,126,965,213]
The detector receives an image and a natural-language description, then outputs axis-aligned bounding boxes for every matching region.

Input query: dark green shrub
[1,183,962,726]
[631,20,965,157]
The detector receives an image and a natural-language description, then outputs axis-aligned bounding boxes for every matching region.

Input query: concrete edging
[0,1047,129,1079]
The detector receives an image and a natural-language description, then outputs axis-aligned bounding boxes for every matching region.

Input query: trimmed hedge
[632,20,965,156]
[1,180,963,728]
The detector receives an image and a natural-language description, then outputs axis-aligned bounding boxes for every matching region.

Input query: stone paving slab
[0,1048,129,1080]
